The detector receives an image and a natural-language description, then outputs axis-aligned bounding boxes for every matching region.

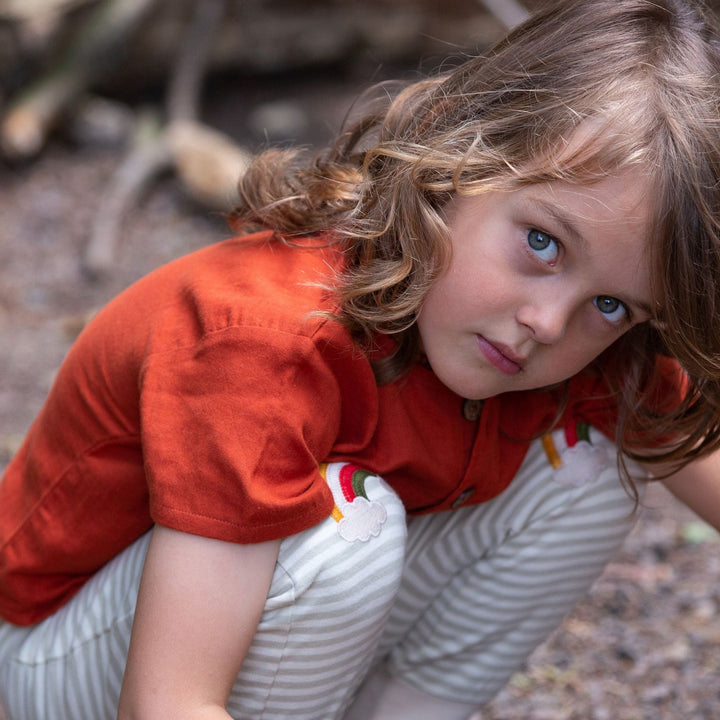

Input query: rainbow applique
[319,463,388,542]
[541,422,614,487]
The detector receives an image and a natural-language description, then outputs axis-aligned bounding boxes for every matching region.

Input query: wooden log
[1,68,86,157]
[1,0,159,158]
[167,119,250,210]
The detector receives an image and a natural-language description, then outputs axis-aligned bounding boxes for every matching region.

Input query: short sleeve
[139,325,348,543]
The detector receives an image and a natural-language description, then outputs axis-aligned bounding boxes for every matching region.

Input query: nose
[515,295,572,345]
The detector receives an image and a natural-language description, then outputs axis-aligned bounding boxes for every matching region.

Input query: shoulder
[79,231,348,359]
[145,231,343,335]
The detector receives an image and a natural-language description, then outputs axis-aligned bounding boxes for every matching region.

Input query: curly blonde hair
[231,0,720,472]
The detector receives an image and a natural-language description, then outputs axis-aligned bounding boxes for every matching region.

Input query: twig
[167,119,250,210]
[84,0,248,275]
[164,0,248,210]
[166,0,226,123]
[83,110,172,278]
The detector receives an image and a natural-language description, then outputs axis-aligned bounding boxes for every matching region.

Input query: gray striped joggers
[0,428,643,720]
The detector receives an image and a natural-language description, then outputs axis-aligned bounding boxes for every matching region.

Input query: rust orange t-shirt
[0,231,634,626]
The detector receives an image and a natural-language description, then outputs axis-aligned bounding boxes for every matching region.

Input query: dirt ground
[1,69,719,719]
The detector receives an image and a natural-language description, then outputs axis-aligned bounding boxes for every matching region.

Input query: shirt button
[462,399,484,422]
[451,488,475,508]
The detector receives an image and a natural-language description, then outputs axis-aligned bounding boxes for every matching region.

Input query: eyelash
[593,296,631,324]
[526,228,560,265]
[526,228,632,325]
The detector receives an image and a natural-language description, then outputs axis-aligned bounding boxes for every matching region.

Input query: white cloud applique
[321,463,389,543]
[553,440,615,487]
[543,423,615,488]
[337,496,388,542]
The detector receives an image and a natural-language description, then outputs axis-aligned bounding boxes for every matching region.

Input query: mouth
[476,335,525,375]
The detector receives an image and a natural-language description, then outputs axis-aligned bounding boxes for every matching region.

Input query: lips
[476,335,525,375]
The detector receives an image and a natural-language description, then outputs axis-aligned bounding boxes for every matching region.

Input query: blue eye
[593,295,628,323]
[527,229,559,263]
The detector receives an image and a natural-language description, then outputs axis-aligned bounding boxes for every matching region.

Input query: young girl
[3,0,720,718]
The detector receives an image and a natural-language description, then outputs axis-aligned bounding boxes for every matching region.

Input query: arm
[117,525,280,720]
[655,449,720,532]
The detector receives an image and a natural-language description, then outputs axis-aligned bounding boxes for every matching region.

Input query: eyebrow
[523,195,657,320]
[524,196,586,248]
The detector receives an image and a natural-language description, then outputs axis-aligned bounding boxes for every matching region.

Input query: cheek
[542,345,604,387]
[418,278,453,324]
[559,326,620,371]
[423,267,478,317]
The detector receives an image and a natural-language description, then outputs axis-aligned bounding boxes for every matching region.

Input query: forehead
[509,170,655,315]
[526,171,652,230]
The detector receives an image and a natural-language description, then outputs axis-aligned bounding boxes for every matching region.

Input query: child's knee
[230,465,407,718]
[509,427,644,529]
[270,463,407,609]
[259,462,407,637]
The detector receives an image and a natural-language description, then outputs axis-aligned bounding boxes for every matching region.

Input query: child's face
[417,171,653,400]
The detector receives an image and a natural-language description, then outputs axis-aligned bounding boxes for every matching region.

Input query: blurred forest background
[1,1,719,718]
